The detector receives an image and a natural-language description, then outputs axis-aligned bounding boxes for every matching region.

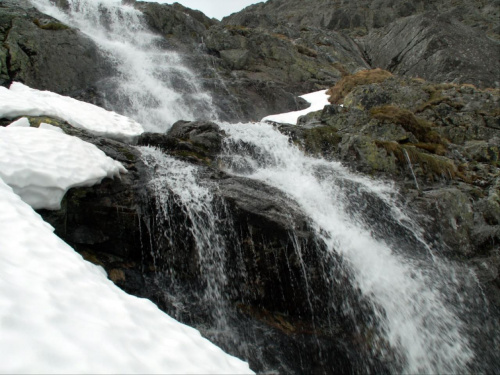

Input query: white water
[220,122,473,373]
[31,0,217,132]
[139,146,229,329]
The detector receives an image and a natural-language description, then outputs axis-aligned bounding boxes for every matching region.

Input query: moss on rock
[302,126,342,157]
[33,18,70,31]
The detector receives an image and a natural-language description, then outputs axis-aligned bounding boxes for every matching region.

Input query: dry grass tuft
[413,142,447,156]
[327,68,393,104]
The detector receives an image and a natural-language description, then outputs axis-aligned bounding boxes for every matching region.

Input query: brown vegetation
[326,68,393,104]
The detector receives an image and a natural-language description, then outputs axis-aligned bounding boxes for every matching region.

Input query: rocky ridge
[224,0,500,88]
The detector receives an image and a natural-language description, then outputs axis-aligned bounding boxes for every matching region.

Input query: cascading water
[139,146,230,330]
[31,0,217,132]
[29,0,499,373]
[219,121,480,374]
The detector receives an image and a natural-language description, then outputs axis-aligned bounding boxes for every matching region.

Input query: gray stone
[0,0,113,96]
[363,12,500,88]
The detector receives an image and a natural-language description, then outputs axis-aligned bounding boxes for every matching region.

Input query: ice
[0,177,253,374]
[0,83,144,143]
[261,89,330,125]
[0,126,126,210]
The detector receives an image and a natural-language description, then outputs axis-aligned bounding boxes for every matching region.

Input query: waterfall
[219,121,475,374]
[31,0,217,132]
[29,0,498,374]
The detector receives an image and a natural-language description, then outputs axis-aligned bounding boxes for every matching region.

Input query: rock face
[224,0,500,38]
[363,12,500,87]
[199,23,369,120]
[0,0,112,97]
[224,0,500,87]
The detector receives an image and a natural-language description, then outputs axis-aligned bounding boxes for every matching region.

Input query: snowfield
[0,83,144,143]
[0,85,253,374]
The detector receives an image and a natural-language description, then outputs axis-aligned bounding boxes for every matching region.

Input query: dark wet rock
[217,174,311,236]
[30,118,149,261]
[0,0,112,96]
[168,120,223,153]
[49,0,69,10]
[418,188,476,256]
[138,120,224,165]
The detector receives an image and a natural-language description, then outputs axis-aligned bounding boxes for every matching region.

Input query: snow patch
[0,126,126,210]
[0,83,144,143]
[261,90,330,125]
[7,117,30,128]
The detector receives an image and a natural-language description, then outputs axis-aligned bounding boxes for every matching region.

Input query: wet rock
[138,120,224,165]
[33,120,149,261]
[49,0,69,10]
[419,188,475,257]
[0,0,112,96]
[134,1,217,52]
[168,120,223,153]
[217,175,311,237]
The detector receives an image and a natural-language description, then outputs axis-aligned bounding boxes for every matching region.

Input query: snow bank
[0,83,144,143]
[0,126,126,210]
[0,178,252,374]
[262,90,330,125]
